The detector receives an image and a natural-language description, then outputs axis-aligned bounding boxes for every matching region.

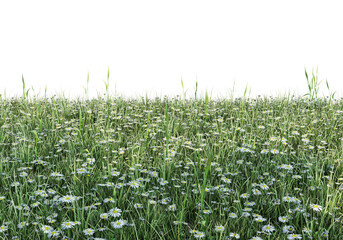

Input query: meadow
[0,67,342,239]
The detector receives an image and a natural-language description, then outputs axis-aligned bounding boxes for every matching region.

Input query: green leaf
[22,74,25,87]
[305,68,308,81]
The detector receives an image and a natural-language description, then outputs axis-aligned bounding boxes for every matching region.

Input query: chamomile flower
[41,225,54,233]
[0,225,8,232]
[221,177,232,184]
[283,225,295,233]
[111,219,127,229]
[103,197,115,203]
[259,183,269,190]
[287,234,302,239]
[47,230,61,238]
[108,207,122,217]
[310,203,322,212]
[194,231,205,239]
[203,209,211,214]
[240,193,250,198]
[215,225,225,232]
[168,204,177,211]
[230,232,240,239]
[250,237,263,240]
[61,221,75,230]
[321,230,329,238]
[59,195,76,203]
[262,224,275,233]
[254,217,267,223]
[134,203,143,209]
[129,180,140,189]
[83,228,95,236]
[278,216,289,223]
[100,213,109,220]
[17,221,29,228]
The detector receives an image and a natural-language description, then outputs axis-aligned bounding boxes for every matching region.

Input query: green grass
[0,67,342,240]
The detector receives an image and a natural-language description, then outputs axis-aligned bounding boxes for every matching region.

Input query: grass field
[0,67,342,239]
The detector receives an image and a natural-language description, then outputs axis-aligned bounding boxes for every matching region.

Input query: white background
[1,0,343,101]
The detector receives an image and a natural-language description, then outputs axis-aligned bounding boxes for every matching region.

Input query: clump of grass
[0,69,342,240]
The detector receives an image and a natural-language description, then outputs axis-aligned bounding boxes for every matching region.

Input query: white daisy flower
[310,203,323,211]
[111,219,127,229]
[108,207,122,218]
[83,228,95,236]
[41,225,54,233]
[214,225,225,232]
[61,221,75,230]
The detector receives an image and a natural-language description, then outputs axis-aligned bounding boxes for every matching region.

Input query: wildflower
[108,207,122,217]
[203,209,211,214]
[194,231,205,239]
[168,204,177,211]
[160,180,169,186]
[262,224,275,233]
[41,225,54,233]
[61,221,75,230]
[245,201,256,206]
[47,230,61,238]
[271,149,279,154]
[242,212,251,217]
[31,201,40,207]
[129,180,140,189]
[59,195,76,203]
[221,177,232,184]
[160,198,170,205]
[283,196,293,202]
[287,234,302,239]
[111,219,127,229]
[50,172,63,177]
[83,228,95,236]
[17,221,29,228]
[250,237,263,240]
[310,203,322,211]
[76,168,88,174]
[321,230,329,238]
[259,183,269,190]
[149,200,157,205]
[283,225,295,233]
[0,225,8,232]
[134,203,143,209]
[240,193,249,198]
[111,171,120,176]
[215,225,225,232]
[254,217,267,223]
[230,232,240,239]
[104,197,115,203]
[278,216,289,223]
[229,212,238,218]
[100,213,109,220]
[261,149,269,154]
[252,189,262,195]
